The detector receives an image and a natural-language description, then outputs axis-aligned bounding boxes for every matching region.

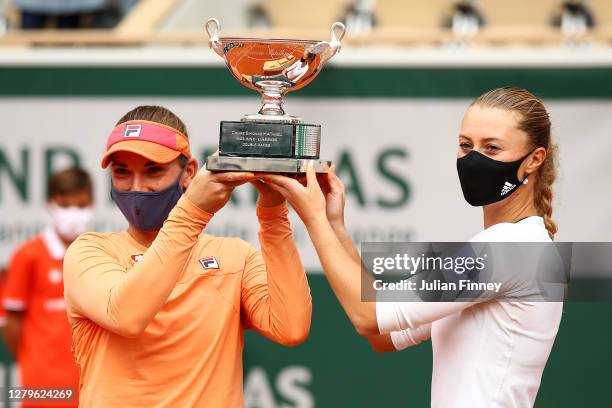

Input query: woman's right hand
[185,167,255,214]
[259,163,328,228]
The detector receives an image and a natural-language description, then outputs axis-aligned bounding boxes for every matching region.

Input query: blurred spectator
[553,0,595,36]
[118,0,138,16]
[0,0,9,33]
[2,167,94,405]
[14,0,108,29]
[445,1,484,37]
[344,0,376,36]
[246,2,270,29]
[89,0,139,28]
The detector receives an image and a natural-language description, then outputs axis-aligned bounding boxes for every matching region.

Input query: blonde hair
[117,105,188,137]
[472,87,558,239]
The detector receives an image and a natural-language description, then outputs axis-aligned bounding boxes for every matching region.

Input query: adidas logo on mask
[500,181,516,196]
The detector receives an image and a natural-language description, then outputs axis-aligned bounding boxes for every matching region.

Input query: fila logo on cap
[199,256,219,270]
[500,181,516,196]
[124,124,142,138]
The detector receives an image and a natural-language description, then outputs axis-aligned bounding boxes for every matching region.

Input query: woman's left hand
[251,179,285,207]
[259,164,327,227]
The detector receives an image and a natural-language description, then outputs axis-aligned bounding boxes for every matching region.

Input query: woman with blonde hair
[263,87,562,407]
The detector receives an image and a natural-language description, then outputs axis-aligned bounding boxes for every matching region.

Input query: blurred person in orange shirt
[63,106,312,407]
[3,167,94,406]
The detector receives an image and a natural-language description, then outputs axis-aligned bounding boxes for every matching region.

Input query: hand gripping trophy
[205,18,346,173]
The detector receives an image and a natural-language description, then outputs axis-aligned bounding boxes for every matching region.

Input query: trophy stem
[258,82,288,116]
[242,81,300,123]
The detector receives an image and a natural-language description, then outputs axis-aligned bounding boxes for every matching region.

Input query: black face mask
[456,150,532,206]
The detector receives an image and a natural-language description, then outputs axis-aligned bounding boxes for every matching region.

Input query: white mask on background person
[47,203,95,241]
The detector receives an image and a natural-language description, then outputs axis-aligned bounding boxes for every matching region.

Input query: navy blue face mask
[111,168,185,231]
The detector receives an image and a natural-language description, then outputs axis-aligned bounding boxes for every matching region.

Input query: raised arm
[322,167,385,348]
[262,166,476,336]
[368,324,432,353]
[262,167,377,334]
[63,170,253,338]
[321,168,433,351]
[330,222,433,351]
[240,181,312,346]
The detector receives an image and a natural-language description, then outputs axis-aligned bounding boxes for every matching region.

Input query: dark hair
[116,105,190,168]
[47,167,93,200]
[472,86,558,239]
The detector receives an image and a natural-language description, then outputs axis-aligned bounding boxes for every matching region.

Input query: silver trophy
[205,18,345,173]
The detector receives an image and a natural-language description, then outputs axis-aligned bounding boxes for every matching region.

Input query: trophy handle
[205,18,224,58]
[329,21,347,52]
[308,22,346,65]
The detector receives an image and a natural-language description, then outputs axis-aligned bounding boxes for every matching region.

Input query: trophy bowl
[205,18,345,173]
[214,38,323,94]
[206,18,345,123]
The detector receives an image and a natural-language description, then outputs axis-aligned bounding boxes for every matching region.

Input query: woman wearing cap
[63,106,312,407]
[262,87,563,407]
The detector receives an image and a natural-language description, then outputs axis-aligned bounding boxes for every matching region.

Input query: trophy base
[207,156,331,174]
